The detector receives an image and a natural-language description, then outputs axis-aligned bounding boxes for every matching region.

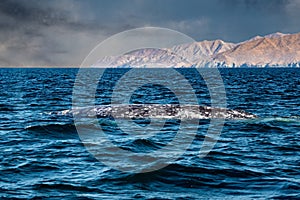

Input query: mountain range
[95,32,300,68]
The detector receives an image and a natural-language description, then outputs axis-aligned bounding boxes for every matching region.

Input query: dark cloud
[0,0,299,66]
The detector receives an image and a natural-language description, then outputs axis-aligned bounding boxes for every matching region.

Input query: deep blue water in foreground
[0,68,299,199]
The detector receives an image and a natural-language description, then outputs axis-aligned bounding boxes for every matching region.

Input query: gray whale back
[62,104,257,119]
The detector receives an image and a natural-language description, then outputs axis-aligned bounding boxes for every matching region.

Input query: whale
[57,104,257,120]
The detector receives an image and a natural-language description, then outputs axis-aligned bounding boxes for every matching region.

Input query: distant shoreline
[0,66,300,69]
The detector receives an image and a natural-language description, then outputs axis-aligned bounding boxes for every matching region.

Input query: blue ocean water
[0,68,299,199]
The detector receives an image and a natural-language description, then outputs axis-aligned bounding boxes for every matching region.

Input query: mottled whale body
[60,104,257,119]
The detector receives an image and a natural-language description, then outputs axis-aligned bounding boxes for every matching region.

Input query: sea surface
[0,68,299,199]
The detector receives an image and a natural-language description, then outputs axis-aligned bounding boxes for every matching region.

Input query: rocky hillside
[95,32,300,68]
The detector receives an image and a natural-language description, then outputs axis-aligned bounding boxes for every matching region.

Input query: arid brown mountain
[212,32,300,67]
[170,39,236,64]
[95,32,300,68]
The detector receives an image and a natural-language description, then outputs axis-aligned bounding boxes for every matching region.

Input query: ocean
[0,68,299,199]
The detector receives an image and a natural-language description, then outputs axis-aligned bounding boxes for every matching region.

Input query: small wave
[0,103,14,112]
[233,116,300,133]
[2,161,60,173]
[34,183,104,193]
[25,123,79,139]
[24,119,119,139]
[122,138,162,153]
[25,123,77,133]
[258,117,300,123]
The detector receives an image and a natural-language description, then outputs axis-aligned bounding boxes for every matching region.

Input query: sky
[0,0,300,66]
